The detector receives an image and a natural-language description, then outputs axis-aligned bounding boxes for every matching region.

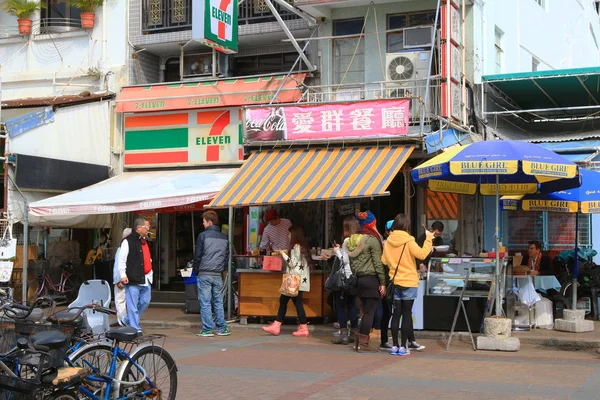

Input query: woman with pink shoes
[261,225,313,337]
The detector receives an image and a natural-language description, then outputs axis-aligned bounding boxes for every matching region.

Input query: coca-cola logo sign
[245,107,286,141]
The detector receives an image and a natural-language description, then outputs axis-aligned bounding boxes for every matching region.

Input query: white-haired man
[113,228,132,326]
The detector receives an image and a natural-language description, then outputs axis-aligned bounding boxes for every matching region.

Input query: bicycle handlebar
[2,296,66,320]
[46,303,116,324]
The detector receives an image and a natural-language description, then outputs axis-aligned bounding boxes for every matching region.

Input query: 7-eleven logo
[212,0,232,41]
[195,109,243,163]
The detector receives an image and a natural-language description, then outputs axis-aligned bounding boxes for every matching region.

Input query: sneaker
[379,343,392,351]
[408,341,425,351]
[216,328,231,336]
[196,330,214,337]
[396,346,409,356]
[390,346,399,355]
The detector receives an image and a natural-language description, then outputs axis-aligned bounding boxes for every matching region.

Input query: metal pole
[263,0,315,71]
[420,0,442,136]
[495,174,501,316]
[212,49,217,79]
[191,212,195,253]
[227,207,234,319]
[7,174,28,305]
[484,104,600,115]
[572,212,579,310]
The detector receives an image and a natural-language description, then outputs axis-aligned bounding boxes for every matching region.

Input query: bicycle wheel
[118,345,178,400]
[68,343,116,396]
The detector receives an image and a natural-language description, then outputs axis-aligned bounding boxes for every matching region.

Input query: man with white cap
[113,228,131,326]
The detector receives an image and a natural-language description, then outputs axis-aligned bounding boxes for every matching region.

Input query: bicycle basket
[0,374,41,396]
[0,316,15,353]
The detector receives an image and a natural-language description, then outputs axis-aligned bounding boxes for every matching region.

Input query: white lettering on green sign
[211,7,232,25]
[196,136,231,145]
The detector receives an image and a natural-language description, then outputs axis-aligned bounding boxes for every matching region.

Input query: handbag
[385,244,407,306]
[325,258,344,292]
[279,259,300,297]
[0,225,17,260]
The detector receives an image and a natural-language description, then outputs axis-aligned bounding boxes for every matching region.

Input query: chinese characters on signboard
[244,99,410,142]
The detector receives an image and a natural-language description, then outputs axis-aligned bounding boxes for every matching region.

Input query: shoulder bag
[385,244,407,307]
[279,257,300,297]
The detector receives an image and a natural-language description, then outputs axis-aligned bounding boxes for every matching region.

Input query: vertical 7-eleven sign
[123,108,244,168]
[192,0,239,54]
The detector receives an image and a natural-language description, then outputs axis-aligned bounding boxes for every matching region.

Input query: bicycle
[0,297,178,399]
[49,308,178,400]
[27,259,82,304]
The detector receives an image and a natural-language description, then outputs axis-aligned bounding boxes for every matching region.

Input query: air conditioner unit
[403,25,434,49]
[183,53,216,77]
[384,51,432,120]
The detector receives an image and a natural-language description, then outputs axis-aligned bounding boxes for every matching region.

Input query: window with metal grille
[494,26,503,74]
[505,211,591,251]
[333,18,365,85]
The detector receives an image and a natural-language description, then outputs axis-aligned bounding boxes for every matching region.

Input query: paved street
[146,326,600,400]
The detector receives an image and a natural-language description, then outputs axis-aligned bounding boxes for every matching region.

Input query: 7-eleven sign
[192,0,239,54]
[189,109,244,164]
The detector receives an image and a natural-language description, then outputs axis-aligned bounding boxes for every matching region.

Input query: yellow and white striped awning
[209,146,414,208]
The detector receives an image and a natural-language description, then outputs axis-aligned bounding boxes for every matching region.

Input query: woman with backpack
[261,225,313,337]
[382,214,433,356]
[331,216,359,345]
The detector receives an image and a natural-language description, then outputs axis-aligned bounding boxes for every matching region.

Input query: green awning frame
[482,67,600,119]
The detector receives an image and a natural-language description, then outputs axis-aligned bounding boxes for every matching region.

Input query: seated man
[522,240,553,275]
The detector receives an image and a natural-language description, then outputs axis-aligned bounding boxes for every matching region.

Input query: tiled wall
[129,51,161,85]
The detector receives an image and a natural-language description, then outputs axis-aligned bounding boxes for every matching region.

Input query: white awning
[28,169,237,217]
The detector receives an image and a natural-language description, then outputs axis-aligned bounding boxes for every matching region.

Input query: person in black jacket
[194,210,231,337]
[117,217,153,334]
[522,240,553,275]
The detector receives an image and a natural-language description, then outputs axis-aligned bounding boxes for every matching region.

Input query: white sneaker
[408,341,425,351]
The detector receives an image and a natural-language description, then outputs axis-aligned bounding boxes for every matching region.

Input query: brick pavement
[144,326,600,400]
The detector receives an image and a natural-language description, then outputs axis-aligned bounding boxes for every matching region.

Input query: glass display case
[424,257,496,332]
[426,257,496,297]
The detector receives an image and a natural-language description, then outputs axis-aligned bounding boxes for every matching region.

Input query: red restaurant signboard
[244,99,410,142]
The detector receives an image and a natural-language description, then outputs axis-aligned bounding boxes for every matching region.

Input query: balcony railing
[142,0,192,33]
[141,0,301,34]
[302,77,443,123]
[239,0,300,25]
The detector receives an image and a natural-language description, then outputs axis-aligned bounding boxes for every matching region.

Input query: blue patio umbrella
[500,168,600,310]
[412,140,581,316]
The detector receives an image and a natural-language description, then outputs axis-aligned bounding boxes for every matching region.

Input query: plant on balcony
[2,0,43,35]
[69,0,103,29]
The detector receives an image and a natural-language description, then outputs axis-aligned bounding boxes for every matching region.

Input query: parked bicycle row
[0,281,178,400]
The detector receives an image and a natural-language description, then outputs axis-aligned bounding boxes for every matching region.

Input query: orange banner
[116,74,306,113]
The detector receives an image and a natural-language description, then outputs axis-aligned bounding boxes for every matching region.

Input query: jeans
[335,292,358,329]
[124,284,151,333]
[197,275,228,333]
[276,292,307,324]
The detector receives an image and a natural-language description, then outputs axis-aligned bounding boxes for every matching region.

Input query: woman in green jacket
[344,211,386,352]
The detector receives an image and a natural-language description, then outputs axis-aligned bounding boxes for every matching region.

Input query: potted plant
[70,0,103,29]
[2,0,43,35]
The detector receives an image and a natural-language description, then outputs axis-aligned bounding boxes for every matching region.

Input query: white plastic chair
[68,279,112,334]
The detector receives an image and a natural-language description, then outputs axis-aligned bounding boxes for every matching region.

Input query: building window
[142,0,191,33]
[387,11,437,53]
[532,57,540,71]
[494,27,504,74]
[40,0,81,32]
[232,53,308,76]
[505,212,591,251]
[333,18,365,85]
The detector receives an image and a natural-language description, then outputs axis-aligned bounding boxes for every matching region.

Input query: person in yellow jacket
[381,214,433,356]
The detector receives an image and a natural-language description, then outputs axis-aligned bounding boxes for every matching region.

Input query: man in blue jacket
[194,210,231,337]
